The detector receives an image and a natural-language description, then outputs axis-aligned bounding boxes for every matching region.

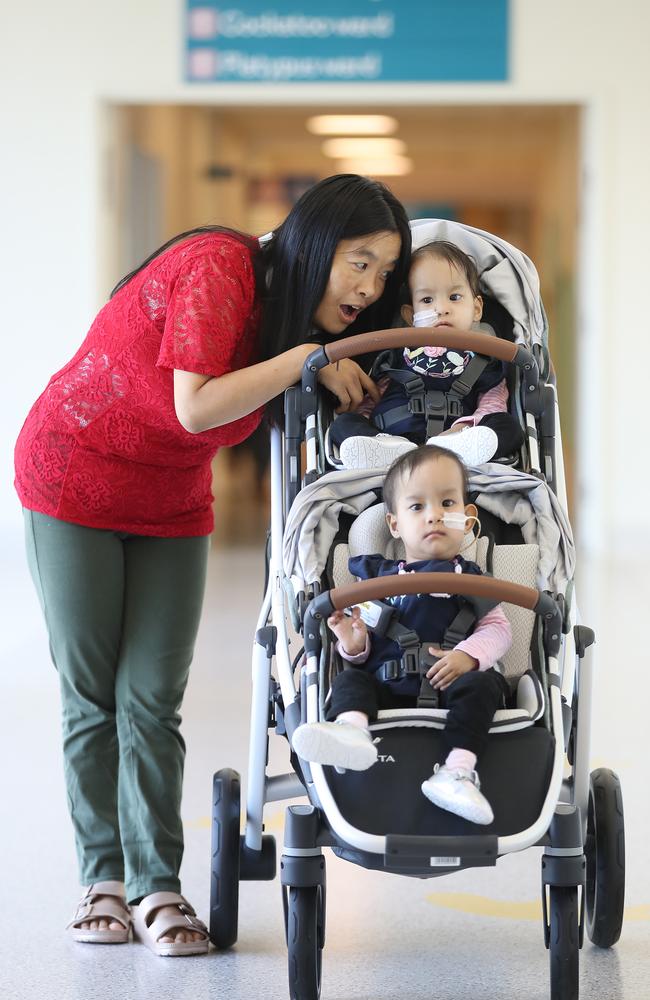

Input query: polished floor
[1,469,648,1000]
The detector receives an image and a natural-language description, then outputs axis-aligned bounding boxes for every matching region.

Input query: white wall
[2,0,649,565]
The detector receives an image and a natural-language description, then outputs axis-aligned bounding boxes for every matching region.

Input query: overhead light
[322,137,407,159]
[335,156,413,177]
[306,114,398,135]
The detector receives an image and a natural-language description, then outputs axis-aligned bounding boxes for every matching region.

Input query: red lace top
[14,233,263,537]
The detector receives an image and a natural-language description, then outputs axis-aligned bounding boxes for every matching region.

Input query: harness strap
[372,353,491,438]
[376,605,481,708]
[449,354,491,399]
[357,585,500,710]
[417,675,440,709]
[439,605,480,650]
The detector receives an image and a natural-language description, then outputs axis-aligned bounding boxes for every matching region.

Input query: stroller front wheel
[286,885,324,1000]
[549,885,580,1000]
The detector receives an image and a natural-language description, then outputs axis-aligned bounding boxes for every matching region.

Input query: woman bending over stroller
[14,174,411,955]
[293,445,512,825]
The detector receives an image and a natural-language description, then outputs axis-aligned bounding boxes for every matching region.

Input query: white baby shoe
[421,763,494,825]
[292,721,378,771]
[339,433,416,470]
[428,425,498,467]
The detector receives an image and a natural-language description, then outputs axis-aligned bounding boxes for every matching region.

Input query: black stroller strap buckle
[402,375,425,398]
[395,629,421,677]
[442,633,466,650]
[449,354,490,400]
[423,392,446,438]
[417,391,462,438]
[424,392,447,416]
[377,660,401,682]
[416,675,439,710]
[443,395,464,420]
[378,640,438,684]
[396,629,420,649]
[449,377,473,397]
[401,649,420,676]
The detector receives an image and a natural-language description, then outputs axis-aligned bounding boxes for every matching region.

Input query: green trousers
[23,509,210,903]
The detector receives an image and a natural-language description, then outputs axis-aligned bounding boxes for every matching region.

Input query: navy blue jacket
[348,554,483,696]
[371,346,505,440]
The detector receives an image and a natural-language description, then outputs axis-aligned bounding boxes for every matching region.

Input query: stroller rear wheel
[286,885,324,1000]
[585,768,625,947]
[209,768,241,948]
[549,885,580,1000]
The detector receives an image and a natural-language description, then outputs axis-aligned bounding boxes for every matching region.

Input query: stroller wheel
[286,885,324,1000]
[209,768,241,948]
[548,885,580,1000]
[585,768,625,947]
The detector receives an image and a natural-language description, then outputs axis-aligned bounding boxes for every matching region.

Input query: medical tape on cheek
[413,308,439,328]
[441,512,477,531]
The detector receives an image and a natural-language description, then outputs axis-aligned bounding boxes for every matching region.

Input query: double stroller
[208,220,625,1000]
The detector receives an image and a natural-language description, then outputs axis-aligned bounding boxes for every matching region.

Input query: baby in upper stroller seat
[328,240,525,470]
[293,444,512,825]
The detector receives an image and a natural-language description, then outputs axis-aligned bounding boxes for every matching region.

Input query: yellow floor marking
[184,816,211,830]
[426,892,649,922]
[184,811,286,833]
[426,892,541,920]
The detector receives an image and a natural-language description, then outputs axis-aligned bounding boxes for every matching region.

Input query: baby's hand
[327,607,368,657]
[426,647,478,690]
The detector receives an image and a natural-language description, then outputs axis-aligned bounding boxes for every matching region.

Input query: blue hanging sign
[185,1,508,83]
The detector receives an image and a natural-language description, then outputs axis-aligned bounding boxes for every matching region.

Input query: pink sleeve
[455,604,512,670]
[451,379,509,429]
[336,635,371,664]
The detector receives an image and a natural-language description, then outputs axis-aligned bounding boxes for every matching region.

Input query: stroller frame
[210,232,624,1000]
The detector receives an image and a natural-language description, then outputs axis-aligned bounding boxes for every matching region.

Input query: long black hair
[257,174,411,362]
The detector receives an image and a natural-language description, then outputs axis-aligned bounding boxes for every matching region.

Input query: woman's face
[313,230,402,335]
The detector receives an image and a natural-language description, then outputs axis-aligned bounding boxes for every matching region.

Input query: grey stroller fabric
[283,467,385,595]
[282,464,574,596]
[410,218,547,353]
[469,463,575,594]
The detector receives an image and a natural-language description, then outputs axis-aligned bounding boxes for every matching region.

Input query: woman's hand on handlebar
[317,359,381,413]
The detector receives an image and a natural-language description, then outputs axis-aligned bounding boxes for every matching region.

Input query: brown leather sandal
[133,891,209,956]
[66,881,131,943]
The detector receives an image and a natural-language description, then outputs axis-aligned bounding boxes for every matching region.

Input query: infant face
[387,453,471,563]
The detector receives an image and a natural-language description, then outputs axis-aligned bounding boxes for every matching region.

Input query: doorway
[103,103,580,541]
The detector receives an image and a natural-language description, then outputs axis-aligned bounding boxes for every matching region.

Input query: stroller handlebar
[305,573,556,634]
[303,575,561,656]
[305,327,536,372]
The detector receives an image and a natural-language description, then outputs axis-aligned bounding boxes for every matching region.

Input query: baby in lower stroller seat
[293,444,512,825]
[329,240,525,470]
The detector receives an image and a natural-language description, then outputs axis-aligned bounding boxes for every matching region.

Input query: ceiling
[207,103,579,207]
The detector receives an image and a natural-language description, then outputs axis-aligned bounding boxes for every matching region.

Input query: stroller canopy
[283,464,574,599]
[410,219,547,353]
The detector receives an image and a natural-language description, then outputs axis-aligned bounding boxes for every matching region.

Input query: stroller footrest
[385,833,498,871]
